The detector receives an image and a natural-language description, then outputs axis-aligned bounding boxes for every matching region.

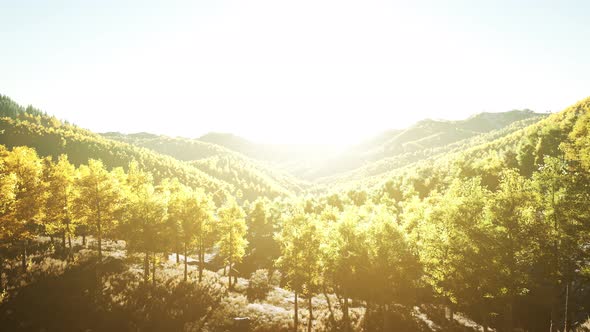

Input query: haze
[1,0,589,144]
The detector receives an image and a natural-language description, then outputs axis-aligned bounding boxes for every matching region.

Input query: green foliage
[217,197,248,288]
[243,198,280,275]
[2,146,45,242]
[73,159,124,259]
[0,95,232,203]
[247,269,275,301]
[121,179,167,255]
[2,94,590,331]
[102,131,306,200]
[42,155,76,243]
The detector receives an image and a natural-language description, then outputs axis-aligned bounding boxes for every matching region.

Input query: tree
[121,165,168,284]
[485,170,540,332]
[408,178,495,328]
[217,198,247,290]
[366,203,422,331]
[244,198,279,275]
[323,205,370,332]
[192,190,216,283]
[42,155,76,255]
[168,185,216,282]
[0,146,17,290]
[276,206,324,332]
[74,159,122,261]
[3,146,45,271]
[532,156,590,331]
[160,178,183,264]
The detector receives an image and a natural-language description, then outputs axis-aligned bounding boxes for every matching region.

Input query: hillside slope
[0,95,295,202]
[371,97,589,200]
[102,132,308,198]
[306,110,546,179]
[319,115,547,188]
[196,111,545,181]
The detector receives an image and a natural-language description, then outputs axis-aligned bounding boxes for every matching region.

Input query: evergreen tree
[217,197,247,289]
[74,159,122,261]
[3,146,45,271]
[42,155,76,254]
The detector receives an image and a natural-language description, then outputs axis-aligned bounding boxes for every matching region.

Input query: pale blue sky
[1,0,589,144]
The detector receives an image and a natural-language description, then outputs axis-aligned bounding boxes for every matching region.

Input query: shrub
[247,269,272,301]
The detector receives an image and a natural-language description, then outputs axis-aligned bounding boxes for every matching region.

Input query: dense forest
[1,94,590,332]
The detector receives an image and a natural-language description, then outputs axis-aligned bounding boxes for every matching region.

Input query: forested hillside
[319,115,547,189]
[1,94,590,332]
[194,111,545,181]
[102,132,308,198]
[0,95,297,202]
[306,110,546,179]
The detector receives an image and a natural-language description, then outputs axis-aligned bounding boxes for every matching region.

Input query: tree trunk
[446,302,454,321]
[550,298,557,332]
[228,262,232,290]
[184,242,188,282]
[61,232,66,251]
[308,295,313,332]
[323,289,336,327]
[21,239,27,272]
[481,308,489,332]
[342,297,350,332]
[67,233,72,257]
[82,234,86,246]
[228,248,233,290]
[97,218,102,261]
[564,282,569,332]
[198,243,204,283]
[504,301,513,332]
[0,256,4,293]
[152,253,156,286]
[176,251,179,264]
[364,301,370,332]
[144,251,149,283]
[383,303,392,332]
[294,291,299,332]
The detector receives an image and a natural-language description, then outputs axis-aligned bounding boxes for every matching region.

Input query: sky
[1,0,589,145]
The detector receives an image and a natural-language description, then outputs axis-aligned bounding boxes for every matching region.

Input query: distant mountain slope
[301,110,546,179]
[198,132,343,177]
[370,97,589,199]
[318,115,547,187]
[0,95,245,202]
[102,132,231,160]
[0,93,552,200]
[102,132,308,198]
[196,111,545,181]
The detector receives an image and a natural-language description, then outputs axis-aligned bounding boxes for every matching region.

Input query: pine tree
[217,197,247,289]
[122,179,167,284]
[4,146,45,271]
[42,155,76,255]
[168,186,215,282]
[73,159,122,261]
[276,206,324,332]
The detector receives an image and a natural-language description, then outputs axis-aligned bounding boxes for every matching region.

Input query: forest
[1,94,590,332]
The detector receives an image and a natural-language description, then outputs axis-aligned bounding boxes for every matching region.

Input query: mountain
[101,131,309,198]
[198,132,342,177]
[0,93,551,199]
[305,110,546,179]
[370,97,590,200]
[317,114,547,189]
[0,95,292,202]
[195,110,546,181]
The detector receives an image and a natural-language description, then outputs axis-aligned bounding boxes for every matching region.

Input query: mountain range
[1,93,573,202]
